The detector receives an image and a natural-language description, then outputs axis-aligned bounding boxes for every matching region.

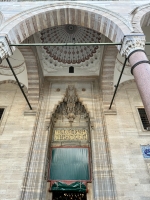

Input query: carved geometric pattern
[40,25,101,64]
[120,35,145,57]
[53,85,89,123]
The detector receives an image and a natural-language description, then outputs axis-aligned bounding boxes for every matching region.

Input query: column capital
[120,35,145,57]
[0,36,14,63]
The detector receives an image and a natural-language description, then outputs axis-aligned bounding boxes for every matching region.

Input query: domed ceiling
[40,24,101,64]
[34,24,104,76]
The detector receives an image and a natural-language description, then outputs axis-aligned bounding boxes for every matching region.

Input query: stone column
[0,35,15,63]
[120,35,150,122]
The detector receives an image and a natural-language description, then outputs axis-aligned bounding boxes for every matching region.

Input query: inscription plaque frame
[53,128,89,142]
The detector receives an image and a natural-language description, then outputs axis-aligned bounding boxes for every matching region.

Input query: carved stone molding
[53,85,89,123]
[120,35,145,57]
[0,36,15,63]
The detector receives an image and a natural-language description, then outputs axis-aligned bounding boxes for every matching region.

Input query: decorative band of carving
[120,35,145,57]
[128,49,146,62]
[131,60,150,75]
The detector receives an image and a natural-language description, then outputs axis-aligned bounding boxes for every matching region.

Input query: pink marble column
[129,51,150,122]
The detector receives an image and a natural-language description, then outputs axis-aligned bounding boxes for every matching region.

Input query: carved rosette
[0,36,15,63]
[120,35,145,57]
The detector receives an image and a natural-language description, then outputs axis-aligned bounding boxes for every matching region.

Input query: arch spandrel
[0,3,132,50]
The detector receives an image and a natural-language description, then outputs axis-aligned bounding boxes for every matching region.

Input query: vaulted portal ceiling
[34,24,105,76]
[40,25,101,64]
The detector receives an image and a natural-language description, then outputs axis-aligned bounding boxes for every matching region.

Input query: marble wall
[105,80,150,200]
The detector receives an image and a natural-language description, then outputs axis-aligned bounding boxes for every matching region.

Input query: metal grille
[138,108,150,130]
[0,108,4,120]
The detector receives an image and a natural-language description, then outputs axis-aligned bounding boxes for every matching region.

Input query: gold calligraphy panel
[54,129,88,141]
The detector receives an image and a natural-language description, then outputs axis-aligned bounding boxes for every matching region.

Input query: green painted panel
[50,148,89,180]
[51,181,86,192]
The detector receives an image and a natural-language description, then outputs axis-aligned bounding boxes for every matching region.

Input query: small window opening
[69,66,74,73]
[138,108,150,130]
[0,108,4,120]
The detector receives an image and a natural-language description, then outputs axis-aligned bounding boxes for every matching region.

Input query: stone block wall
[0,83,36,200]
[19,46,40,109]
[105,80,150,200]
[2,79,148,200]
[101,44,118,113]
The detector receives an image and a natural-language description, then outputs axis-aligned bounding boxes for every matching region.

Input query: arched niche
[51,85,90,145]
[46,85,92,200]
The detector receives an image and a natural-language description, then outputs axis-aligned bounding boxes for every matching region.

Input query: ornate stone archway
[19,78,117,200]
[0,2,133,60]
[0,2,134,110]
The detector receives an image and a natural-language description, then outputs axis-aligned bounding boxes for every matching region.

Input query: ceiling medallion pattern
[40,25,101,64]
